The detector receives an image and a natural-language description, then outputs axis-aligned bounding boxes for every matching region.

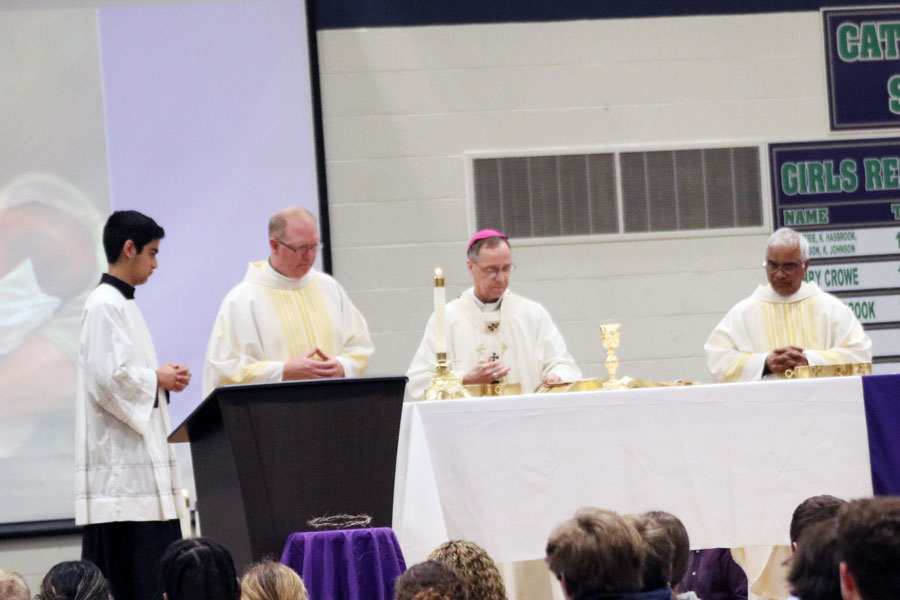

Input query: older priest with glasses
[704,227,871,383]
[203,206,373,396]
[405,229,580,401]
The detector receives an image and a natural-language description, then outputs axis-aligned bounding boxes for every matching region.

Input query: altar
[392,375,879,565]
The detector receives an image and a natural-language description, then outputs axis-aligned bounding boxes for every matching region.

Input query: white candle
[433,267,447,354]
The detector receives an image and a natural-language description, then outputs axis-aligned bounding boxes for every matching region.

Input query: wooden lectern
[169,377,407,570]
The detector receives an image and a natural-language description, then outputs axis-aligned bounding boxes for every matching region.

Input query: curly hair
[413,590,451,600]
[395,561,468,600]
[428,540,507,600]
[241,560,308,600]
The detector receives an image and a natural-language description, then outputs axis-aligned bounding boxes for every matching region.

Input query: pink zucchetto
[467,229,507,251]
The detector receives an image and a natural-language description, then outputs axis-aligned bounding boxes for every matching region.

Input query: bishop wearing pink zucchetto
[404,229,580,401]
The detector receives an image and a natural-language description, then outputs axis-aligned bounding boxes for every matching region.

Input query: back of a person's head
[791,495,846,545]
[241,560,308,600]
[837,497,900,600]
[643,510,690,588]
[787,517,842,600]
[160,537,240,600]
[394,561,468,600]
[0,569,31,600]
[37,561,111,600]
[102,209,165,264]
[428,540,507,600]
[412,590,451,600]
[625,513,675,591]
[545,507,644,599]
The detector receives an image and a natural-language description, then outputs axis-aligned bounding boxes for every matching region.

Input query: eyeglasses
[472,263,515,278]
[764,260,803,274]
[276,239,321,255]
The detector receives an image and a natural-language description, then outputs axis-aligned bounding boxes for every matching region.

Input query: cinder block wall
[319,12,828,383]
[0,536,81,593]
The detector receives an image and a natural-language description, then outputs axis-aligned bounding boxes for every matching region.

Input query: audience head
[240,560,308,600]
[643,510,690,588]
[411,591,451,600]
[160,537,240,600]
[36,560,111,600]
[791,495,846,549]
[838,497,900,600]
[428,540,507,600]
[545,507,644,599]
[0,569,30,600]
[624,512,680,591]
[787,517,842,600]
[394,561,468,600]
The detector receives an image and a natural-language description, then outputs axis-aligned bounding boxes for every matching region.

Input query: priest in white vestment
[405,229,580,401]
[76,211,191,600]
[704,227,871,600]
[203,207,373,397]
[705,227,871,383]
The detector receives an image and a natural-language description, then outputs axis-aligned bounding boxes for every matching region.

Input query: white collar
[242,260,313,290]
[473,293,503,313]
[750,281,822,304]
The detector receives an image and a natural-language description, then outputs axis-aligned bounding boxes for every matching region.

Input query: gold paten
[424,352,470,400]
[599,323,627,390]
[783,362,872,379]
[534,377,698,393]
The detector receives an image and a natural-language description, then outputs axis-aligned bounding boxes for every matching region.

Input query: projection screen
[0,0,322,526]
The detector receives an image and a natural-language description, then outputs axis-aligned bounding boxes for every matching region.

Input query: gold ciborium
[599,323,627,390]
[425,352,470,400]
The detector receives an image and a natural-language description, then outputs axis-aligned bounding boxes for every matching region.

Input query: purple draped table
[280,527,407,600]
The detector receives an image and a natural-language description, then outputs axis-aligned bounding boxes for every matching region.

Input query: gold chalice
[599,323,627,390]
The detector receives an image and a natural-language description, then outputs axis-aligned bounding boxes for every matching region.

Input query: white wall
[318,12,827,383]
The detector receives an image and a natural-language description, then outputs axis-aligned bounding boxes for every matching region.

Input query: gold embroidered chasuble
[705,281,871,382]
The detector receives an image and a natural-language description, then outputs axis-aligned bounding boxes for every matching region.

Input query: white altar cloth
[392,377,874,564]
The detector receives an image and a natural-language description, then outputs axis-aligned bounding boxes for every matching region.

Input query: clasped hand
[157,363,191,392]
[766,346,808,373]
[283,347,345,380]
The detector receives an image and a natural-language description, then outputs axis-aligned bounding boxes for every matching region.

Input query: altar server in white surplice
[705,227,871,383]
[405,229,580,401]
[203,206,373,397]
[76,210,191,600]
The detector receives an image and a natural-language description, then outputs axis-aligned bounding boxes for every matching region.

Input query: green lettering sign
[865,157,884,190]
[837,22,860,61]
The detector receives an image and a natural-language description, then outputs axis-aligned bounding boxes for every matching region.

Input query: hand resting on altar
[766,346,809,373]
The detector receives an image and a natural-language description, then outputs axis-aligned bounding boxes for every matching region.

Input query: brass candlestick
[599,323,627,390]
[425,352,470,400]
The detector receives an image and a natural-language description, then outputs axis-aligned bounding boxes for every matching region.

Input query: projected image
[0,9,110,522]
[0,0,320,526]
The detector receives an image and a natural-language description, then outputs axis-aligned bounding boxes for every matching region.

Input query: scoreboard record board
[769,138,900,371]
